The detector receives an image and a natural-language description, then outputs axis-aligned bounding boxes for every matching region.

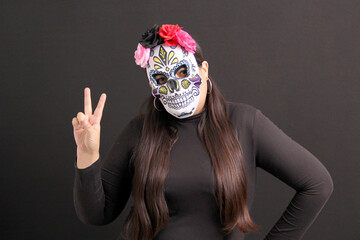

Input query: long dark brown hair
[122,42,260,240]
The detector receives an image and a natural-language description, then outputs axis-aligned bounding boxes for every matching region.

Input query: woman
[72,24,333,240]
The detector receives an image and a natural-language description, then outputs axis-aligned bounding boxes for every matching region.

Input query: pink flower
[176,30,196,54]
[134,43,150,68]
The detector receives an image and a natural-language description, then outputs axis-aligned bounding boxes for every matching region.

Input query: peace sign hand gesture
[72,88,107,169]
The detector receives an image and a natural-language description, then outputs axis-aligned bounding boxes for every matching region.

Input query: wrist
[76,150,100,169]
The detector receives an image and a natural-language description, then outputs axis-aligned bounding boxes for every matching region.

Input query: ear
[149,81,152,88]
[199,61,209,78]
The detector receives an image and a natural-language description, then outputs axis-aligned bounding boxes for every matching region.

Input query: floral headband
[134,24,197,68]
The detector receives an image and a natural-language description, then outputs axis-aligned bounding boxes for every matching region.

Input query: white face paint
[146,44,202,119]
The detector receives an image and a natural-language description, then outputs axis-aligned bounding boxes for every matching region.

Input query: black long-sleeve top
[73,102,334,240]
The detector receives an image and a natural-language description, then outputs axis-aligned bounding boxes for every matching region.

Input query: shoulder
[227,101,260,126]
[227,101,259,114]
[115,114,144,146]
[225,101,261,133]
[127,114,144,132]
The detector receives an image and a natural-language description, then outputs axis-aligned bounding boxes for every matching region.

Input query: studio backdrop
[1,1,359,240]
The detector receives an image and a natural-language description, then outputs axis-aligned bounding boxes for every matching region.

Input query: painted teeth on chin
[166,90,192,101]
[167,94,194,110]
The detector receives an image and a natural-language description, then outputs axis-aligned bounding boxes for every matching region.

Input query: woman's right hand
[72,87,107,168]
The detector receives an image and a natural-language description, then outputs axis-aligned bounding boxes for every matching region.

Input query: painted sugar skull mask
[146,44,202,119]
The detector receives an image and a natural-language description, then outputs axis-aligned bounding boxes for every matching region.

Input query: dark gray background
[1,0,359,239]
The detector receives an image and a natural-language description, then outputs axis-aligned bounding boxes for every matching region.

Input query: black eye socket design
[175,65,188,79]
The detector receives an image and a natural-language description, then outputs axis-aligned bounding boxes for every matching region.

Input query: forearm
[73,158,108,226]
[264,175,333,239]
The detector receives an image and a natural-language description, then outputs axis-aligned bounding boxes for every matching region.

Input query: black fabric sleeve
[73,117,141,226]
[252,109,334,240]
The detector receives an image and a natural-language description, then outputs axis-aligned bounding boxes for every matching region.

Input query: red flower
[158,24,182,46]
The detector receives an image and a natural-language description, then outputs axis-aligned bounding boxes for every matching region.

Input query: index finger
[84,87,92,116]
[93,93,107,122]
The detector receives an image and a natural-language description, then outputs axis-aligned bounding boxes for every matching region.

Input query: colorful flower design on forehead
[134,24,196,68]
